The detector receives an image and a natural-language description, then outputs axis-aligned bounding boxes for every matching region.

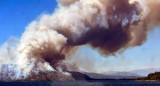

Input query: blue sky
[0,0,160,72]
[0,0,57,45]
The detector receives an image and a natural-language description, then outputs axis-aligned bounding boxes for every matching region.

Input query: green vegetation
[137,72,160,81]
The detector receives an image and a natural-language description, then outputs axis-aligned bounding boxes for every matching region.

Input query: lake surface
[1,80,160,86]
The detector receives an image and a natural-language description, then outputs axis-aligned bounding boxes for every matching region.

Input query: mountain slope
[85,72,141,80]
[131,68,160,76]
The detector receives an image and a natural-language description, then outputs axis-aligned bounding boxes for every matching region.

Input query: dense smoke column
[57,0,141,54]
[83,0,141,54]
[17,0,142,73]
[43,0,142,67]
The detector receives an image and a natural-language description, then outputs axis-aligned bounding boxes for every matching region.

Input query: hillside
[85,72,140,80]
[103,72,141,77]
[137,72,160,81]
[0,71,92,82]
[131,68,160,76]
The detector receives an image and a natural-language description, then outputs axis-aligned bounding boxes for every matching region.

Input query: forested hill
[137,72,160,81]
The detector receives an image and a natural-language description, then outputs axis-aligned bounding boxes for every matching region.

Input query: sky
[0,0,160,72]
[0,0,57,45]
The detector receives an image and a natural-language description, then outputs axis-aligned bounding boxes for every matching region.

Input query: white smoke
[0,37,19,64]
[0,37,55,79]
[16,0,109,74]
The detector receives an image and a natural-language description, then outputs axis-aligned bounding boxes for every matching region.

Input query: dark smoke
[56,0,141,56]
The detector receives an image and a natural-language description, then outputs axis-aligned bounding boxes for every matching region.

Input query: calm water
[1,80,160,86]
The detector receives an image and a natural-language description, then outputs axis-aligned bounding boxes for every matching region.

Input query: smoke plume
[0,0,160,79]
[129,0,160,46]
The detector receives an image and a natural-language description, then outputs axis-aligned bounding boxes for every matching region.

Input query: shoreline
[136,80,160,81]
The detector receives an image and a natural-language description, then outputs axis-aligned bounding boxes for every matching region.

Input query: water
[1,80,160,86]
